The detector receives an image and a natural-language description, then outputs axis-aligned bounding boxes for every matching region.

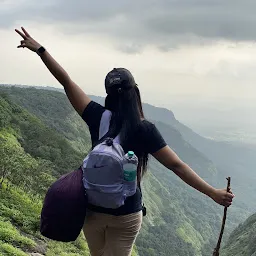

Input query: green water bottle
[123,151,138,182]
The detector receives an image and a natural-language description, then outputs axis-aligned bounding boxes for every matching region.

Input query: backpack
[40,168,87,242]
[82,110,137,209]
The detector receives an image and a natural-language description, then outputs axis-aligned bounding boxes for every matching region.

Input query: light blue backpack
[82,110,137,209]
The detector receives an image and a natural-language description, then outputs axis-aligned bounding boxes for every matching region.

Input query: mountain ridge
[1,85,255,255]
[221,212,256,256]
[0,86,223,256]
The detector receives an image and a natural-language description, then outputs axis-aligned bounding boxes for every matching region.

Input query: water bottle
[123,151,138,182]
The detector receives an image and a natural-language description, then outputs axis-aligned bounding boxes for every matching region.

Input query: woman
[15,27,234,256]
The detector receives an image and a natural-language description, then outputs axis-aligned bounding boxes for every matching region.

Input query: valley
[0,85,255,256]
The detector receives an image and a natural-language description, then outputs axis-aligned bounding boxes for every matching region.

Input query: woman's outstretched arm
[152,145,234,207]
[15,27,91,116]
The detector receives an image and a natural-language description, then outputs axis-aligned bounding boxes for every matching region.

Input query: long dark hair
[105,86,148,180]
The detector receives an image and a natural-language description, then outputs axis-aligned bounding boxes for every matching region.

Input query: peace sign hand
[15,27,41,52]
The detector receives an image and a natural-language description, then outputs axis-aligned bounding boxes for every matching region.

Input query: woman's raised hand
[15,27,41,52]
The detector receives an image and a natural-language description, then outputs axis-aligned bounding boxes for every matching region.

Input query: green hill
[221,213,256,256]
[137,96,256,216]
[0,85,251,255]
[0,93,91,255]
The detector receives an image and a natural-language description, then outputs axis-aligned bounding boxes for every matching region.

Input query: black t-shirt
[82,101,167,215]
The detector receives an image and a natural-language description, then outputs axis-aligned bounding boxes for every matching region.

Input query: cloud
[1,0,256,52]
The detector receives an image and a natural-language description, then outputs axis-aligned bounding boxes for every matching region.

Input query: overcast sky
[1,0,256,110]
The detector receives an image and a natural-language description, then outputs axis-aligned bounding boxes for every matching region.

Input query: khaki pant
[83,210,142,256]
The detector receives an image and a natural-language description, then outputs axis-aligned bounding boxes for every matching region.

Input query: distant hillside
[0,92,93,255]
[0,85,254,255]
[0,86,221,256]
[221,213,256,256]
[88,93,256,216]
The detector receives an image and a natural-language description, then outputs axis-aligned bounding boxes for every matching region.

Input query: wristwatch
[36,46,46,56]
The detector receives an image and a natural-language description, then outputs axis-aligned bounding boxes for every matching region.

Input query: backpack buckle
[105,138,114,146]
[142,205,147,216]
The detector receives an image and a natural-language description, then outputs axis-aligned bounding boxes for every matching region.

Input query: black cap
[105,68,137,95]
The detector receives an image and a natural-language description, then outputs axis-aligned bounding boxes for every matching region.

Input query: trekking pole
[213,177,231,256]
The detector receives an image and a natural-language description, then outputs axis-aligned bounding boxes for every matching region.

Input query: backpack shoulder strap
[98,110,120,144]
[99,110,112,140]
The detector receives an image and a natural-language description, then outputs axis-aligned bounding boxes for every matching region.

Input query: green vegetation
[0,88,139,255]
[221,213,256,256]
[0,85,253,256]
[0,217,36,253]
[0,181,92,255]
[0,243,28,256]
[1,86,91,153]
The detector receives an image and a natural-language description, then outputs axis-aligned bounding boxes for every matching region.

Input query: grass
[0,184,41,236]
[0,242,28,256]
[46,236,90,256]
[0,183,138,256]
[0,219,36,249]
